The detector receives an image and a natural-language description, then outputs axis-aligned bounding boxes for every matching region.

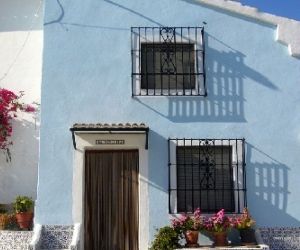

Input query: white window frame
[131,27,205,96]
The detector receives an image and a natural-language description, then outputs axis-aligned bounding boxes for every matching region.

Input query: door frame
[71,133,149,250]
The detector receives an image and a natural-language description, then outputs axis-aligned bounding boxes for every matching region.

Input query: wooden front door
[84,150,139,250]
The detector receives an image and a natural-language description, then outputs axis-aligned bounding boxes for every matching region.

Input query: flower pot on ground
[13,196,34,230]
[0,205,8,230]
[213,231,228,246]
[239,228,256,245]
[184,230,199,247]
[5,214,18,230]
[205,209,232,247]
[15,212,33,229]
[0,214,9,230]
[234,208,257,245]
[171,208,205,247]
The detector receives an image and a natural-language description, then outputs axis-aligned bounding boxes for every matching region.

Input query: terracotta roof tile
[72,123,148,130]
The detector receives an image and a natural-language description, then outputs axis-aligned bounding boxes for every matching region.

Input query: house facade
[37,0,300,249]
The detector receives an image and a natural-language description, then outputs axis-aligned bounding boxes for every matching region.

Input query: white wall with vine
[0,0,43,204]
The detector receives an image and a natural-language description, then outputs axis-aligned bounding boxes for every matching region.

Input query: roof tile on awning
[72,123,148,130]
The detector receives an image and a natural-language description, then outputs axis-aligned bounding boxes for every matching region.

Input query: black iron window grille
[131,27,206,96]
[168,138,246,214]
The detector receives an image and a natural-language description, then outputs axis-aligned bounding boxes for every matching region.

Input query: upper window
[168,138,246,214]
[131,27,206,96]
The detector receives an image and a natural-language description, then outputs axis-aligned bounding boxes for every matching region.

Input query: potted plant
[13,196,34,229]
[234,208,256,245]
[150,226,181,250]
[0,205,8,230]
[171,208,205,247]
[205,209,232,246]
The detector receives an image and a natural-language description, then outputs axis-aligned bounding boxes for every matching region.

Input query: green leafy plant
[13,196,34,213]
[150,226,181,250]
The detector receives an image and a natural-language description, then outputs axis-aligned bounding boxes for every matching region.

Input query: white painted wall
[0,0,43,203]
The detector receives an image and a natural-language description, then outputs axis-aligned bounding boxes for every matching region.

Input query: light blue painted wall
[38,0,300,240]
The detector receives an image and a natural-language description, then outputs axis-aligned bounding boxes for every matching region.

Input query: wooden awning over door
[70,123,149,149]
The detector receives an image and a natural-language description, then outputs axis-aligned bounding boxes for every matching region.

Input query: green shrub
[150,226,181,250]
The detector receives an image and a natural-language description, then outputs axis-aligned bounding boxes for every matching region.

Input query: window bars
[131,27,206,96]
[168,138,246,214]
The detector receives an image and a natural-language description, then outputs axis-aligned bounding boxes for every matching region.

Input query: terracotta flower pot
[240,228,257,245]
[0,215,7,230]
[15,212,33,229]
[214,231,228,246]
[184,230,199,247]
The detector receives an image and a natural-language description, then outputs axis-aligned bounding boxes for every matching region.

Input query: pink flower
[193,208,201,219]
[24,105,36,112]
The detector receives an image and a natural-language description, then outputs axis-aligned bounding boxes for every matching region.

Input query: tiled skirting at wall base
[0,231,33,250]
[29,224,80,250]
[259,227,300,250]
[1,225,299,249]
[38,225,74,249]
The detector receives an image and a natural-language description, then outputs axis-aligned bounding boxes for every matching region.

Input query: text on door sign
[95,140,125,145]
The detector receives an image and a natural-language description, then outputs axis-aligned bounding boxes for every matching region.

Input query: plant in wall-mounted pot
[13,196,34,230]
[234,208,257,245]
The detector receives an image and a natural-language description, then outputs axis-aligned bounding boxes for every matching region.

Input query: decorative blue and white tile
[0,230,33,250]
[40,225,74,249]
[259,227,300,250]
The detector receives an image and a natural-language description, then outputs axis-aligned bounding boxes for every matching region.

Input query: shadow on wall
[136,33,277,123]
[0,118,39,204]
[246,143,300,227]
[145,134,300,235]
[0,0,42,32]
[43,0,278,124]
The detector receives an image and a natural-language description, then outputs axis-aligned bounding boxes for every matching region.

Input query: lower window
[168,138,246,214]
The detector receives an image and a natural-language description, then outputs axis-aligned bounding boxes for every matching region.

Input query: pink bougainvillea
[0,88,36,161]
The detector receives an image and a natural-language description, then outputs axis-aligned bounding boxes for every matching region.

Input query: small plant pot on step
[213,232,228,246]
[240,228,257,245]
[184,230,199,247]
[15,212,33,229]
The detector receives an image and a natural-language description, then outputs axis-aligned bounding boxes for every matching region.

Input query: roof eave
[196,0,300,58]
